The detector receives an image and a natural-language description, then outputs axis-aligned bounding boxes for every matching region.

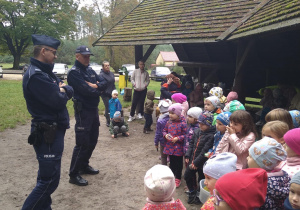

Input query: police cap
[31,34,60,50]
[75,45,94,55]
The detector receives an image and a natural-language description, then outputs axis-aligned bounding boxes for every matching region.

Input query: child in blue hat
[206,112,231,158]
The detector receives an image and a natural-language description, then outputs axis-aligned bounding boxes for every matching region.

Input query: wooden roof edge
[228,17,300,40]
[216,0,271,41]
[92,0,145,47]
[92,38,217,46]
[177,61,220,68]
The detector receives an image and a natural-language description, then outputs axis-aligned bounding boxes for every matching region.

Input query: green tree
[0,0,78,69]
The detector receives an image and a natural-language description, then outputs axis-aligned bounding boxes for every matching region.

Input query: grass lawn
[0,79,162,131]
[1,63,13,69]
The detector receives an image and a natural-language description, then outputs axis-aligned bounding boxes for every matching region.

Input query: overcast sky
[78,0,94,9]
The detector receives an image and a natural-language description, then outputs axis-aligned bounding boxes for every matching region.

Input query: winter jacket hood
[147,90,155,100]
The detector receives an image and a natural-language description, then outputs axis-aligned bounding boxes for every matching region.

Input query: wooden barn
[93,0,300,102]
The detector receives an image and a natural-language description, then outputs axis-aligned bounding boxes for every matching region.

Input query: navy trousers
[22,126,66,210]
[184,163,205,192]
[101,94,111,124]
[169,155,183,180]
[69,108,100,177]
[144,113,153,129]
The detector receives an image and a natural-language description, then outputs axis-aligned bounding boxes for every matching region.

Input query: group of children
[106,83,300,209]
[139,83,300,210]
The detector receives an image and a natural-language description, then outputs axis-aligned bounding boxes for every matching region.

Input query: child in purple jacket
[154,99,172,165]
[163,103,187,188]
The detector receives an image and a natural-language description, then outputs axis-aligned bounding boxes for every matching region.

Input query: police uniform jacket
[67,60,107,109]
[23,58,74,129]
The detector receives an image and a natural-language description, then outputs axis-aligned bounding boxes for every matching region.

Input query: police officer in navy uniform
[22,34,74,209]
[68,46,107,186]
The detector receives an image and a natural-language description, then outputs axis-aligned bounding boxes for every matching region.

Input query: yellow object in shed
[119,75,128,89]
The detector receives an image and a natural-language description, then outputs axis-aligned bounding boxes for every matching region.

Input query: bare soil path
[0,113,201,210]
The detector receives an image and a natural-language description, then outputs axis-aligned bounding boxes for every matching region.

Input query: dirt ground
[0,74,201,210]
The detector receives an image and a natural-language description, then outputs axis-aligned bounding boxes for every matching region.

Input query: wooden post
[233,39,255,104]
[135,45,143,68]
[123,87,132,102]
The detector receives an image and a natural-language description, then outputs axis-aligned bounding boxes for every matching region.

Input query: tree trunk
[13,53,21,70]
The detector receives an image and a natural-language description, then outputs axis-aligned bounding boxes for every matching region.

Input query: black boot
[188,191,201,205]
[143,128,149,134]
[147,127,153,131]
[187,191,197,204]
[193,194,201,205]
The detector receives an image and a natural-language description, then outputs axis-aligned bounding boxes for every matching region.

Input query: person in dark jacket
[109,111,129,138]
[22,34,74,210]
[160,73,181,100]
[184,111,215,205]
[100,61,116,127]
[67,45,107,186]
[144,90,155,134]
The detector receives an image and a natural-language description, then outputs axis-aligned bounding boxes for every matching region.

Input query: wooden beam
[177,61,219,69]
[172,44,190,61]
[93,38,216,46]
[135,45,143,68]
[202,44,211,62]
[172,43,192,75]
[233,39,255,103]
[142,45,156,62]
[216,0,272,41]
[236,39,255,75]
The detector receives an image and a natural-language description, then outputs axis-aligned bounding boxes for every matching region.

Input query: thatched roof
[230,0,300,39]
[93,0,300,46]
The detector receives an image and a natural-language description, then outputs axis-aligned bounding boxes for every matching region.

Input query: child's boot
[143,128,149,134]
[122,133,129,137]
[192,193,201,205]
[114,134,118,138]
[147,127,153,132]
[187,190,197,204]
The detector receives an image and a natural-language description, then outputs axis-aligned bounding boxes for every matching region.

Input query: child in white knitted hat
[154,99,172,165]
[143,165,186,210]
[184,107,203,155]
[248,137,290,209]
[204,96,222,126]
[109,90,122,125]
[201,152,237,210]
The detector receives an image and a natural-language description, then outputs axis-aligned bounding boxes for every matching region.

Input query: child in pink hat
[171,93,189,119]
[163,103,187,188]
[282,128,300,178]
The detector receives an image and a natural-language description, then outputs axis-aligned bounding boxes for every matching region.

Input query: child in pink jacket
[215,110,257,170]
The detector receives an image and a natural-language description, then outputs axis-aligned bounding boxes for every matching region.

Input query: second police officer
[67,45,107,186]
